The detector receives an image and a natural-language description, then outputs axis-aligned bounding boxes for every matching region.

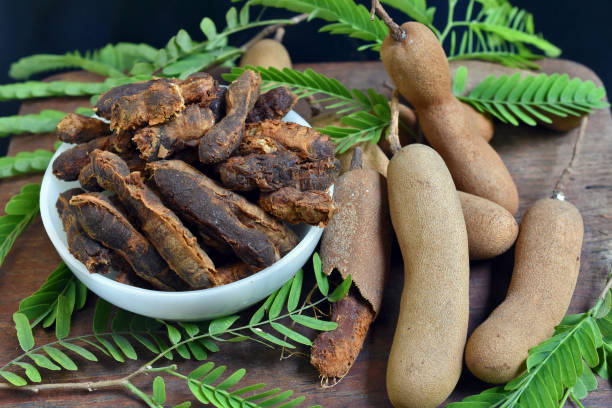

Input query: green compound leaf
[0,110,66,137]
[454,68,609,126]
[0,184,40,267]
[0,150,53,179]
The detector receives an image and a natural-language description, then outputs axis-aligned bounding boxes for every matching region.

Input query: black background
[1,1,611,155]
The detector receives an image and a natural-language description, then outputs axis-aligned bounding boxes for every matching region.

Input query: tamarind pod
[237,119,335,161]
[209,87,227,123]
[386,144,469,408]
[95,80,161,119]
[310,290,375,379]
[56,113,110,144]
[108,79,185,133]
[381,22,518,214]
[52,136,110,181]
[219,151,340,192]
[338,142,389,177]
[91,150,218,288]
[465,198,583,383]
[459,191,518,260]
[147,160,280,269]
[198,229,233,256]
[78,163,103,192]
[463,103,494,142]
[199,70,261,164]
[240,39,292,70]
[215,262,256,285]
[259,187,334,227]
[56,188,113,274]
[69,193,185,291]
[246,87,298,124]
[133,105,215,161]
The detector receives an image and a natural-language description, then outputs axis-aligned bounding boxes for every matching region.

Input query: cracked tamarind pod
[259,187,334,227]
[219,151,340,192]
[56,188,115,274]
[198,70,261,164]
[178,72,218,107]
[133,105,216,161]
[246,87,298,124]
[56,113,111,144]
[52,136,110,181]
[147,160,281,269]
[78,163,103,192]
[312,148,391,380]
[236,119,335,160]
[69,192,186,291]
[90,150,218,288]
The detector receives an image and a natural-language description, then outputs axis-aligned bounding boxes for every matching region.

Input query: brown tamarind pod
[465,198,583,383]
[381,22,518,214]
[240,38,292,70]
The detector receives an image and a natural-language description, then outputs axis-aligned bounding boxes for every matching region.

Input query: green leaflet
[381,0,436,27]
[0,150,53,179]
[0,184,40,267]
[224,66,390,153]
[0,110,67,137]
[244,0,388,51]
[453,68,609,126]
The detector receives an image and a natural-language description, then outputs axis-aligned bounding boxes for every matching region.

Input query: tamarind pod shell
[459,191,518,260]
[386,144,469,408]
[337,142,389,177]
[240,39,292,70]
[463,103,494,142]
[465,198,583,384]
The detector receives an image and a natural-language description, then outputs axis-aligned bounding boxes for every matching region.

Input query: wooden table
[0,61,610,407]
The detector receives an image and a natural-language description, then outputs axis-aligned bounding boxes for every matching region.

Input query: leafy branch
[453,66,610,126]
[448,273,612,408]
[243,0,389,51]
[1,253,349,407]
[0,184,40,267]
[224,66,390,153]
[9,4,304,81]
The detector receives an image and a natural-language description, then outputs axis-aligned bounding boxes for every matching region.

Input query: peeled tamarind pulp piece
[178,72,218,107]
[78,163,103,192]
[219,151,340,192]
[259,187,334,227]
[465,198,583,384]
[56,188,114,274]
[386,144,469,408]
[90,150,217,288]
[246,87,298,124]
[237,119,335,161]
[56,113,111,144]
[215,262,256,286]
[313,148,391,379]
[52,136,110,181]
[311,289,375,379]
[147,160,281,269]
[199,70,261,164]
[381,22,518,214]
[133,105,215,161]
[69,193,185,291]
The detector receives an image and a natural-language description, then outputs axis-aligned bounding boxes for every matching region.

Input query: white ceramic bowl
[40,111,324,321]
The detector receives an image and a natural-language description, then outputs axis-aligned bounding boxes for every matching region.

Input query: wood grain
[0,61,610,407]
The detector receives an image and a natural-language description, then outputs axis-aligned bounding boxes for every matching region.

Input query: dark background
[1,0,611,155]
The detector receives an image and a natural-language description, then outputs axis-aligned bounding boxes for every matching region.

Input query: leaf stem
[558,388,571,407]
[570,392,586,408]
[240,13,308,52]
[438,1,458,44]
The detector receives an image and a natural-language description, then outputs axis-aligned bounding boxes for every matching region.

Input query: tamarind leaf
[327,275,352,303]
[380,0,436,26]
[0,184,40,268]
[290,314,337,332]
[287,269,303,312]
[59,341,98,362]
[269,279,292,319]
[245,0,387,51]
[43,346,77,371]
[209,315,240,336]
[0,371,27,386]
[0,150,54,179]
[0,110,66,137]
[270,322,312,346]
[311,252,328,296]
[13,362,41,383]
[454,68,609,126]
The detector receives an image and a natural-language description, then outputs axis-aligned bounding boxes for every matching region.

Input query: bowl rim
[40,109,323,298]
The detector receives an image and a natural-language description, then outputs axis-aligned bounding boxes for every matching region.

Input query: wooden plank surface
[0,60,610,407]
